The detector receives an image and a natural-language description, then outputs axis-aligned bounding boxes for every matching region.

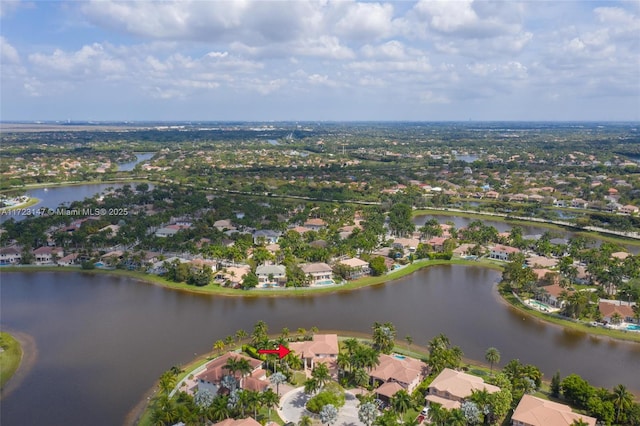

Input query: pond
[1,267,638,425]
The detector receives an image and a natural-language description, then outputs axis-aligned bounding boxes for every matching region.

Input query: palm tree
[247,390,262,419]
[391,390,413,422]
[612,384,634,423]
[158,371,177,395]
[354,368,369,388]
[297,327,307,340]
[262,388,280,421]
[270,371,287,395]
[571,419,590,426]
[320,404,339,426]
[311,362,331,389]
[485,347,501,373]
[358,401,379,426]
[235,329,248,342]
[447,408,466,426]
[235,358,253,388]
[299,415,313,426]
[304,378,320,395]
[429,403,449,426]
[223,357,240,379]
[214,339,225,355]
[281,327,290,340]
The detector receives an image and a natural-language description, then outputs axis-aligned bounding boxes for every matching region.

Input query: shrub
[306,382,345,413]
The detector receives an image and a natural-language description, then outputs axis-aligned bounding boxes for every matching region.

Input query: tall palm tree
[485,347,501,373]
[311,362,331,389]
[428,403,449,426]
[354,368,370,388]
[247,390,262,419]
[262,388,280,421]
[235,329,248,342]
[235,358,253,388]
[612,384,634,423]
[223,357,240,380]
[391,390,413,422]
[214,339,225,355]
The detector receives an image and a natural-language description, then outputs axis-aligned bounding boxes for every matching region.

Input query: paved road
[278,387,363,426]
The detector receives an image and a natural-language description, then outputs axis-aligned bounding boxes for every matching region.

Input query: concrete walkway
[278,387,363,426]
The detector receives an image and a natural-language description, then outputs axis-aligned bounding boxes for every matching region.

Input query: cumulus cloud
[1,36,20,64]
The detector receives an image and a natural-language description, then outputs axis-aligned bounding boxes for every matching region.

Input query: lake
[1,267,639,425]
[117,153,155,172]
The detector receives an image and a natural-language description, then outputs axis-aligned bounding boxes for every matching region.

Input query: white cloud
[334,2,395,41]
[1,36,20,64]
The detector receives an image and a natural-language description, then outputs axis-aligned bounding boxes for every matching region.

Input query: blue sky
[1,1,639,121]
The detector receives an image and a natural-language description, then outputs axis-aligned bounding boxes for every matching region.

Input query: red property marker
[257,344,291,359]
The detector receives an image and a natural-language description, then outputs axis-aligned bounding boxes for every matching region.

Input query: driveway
[278,387,363,426]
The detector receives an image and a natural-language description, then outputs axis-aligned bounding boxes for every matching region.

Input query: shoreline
[0,197,40,212]
[3,262,639,344]
[0,329,37,399]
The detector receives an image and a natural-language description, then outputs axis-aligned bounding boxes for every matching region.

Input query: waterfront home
[217,265,251,287]
[526,256,558,269]
[511,395,596,426]
[300,262,333,285]
[195,352,266,392]
[484,190,499,199]
[598,301,635,324]
[155,224,190,238]
[0,246,22,264]
[255,264,287,287]
[570,198,589,209]
[337,257,370,279]
[253,229,281,245]
[370,354,428,397]
[32,246,64,265]
[425,368,500,410]
[57,253,79,266]
[539,283,571,308]
[489,245,520,261]
[289,334,339,373]
[611,251,630,261]
[452,243,475,257]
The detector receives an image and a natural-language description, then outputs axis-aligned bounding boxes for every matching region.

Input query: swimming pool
[526,299,554,312]
[625,324,640,331]
[314,280,335,286]
[393,354,406,360]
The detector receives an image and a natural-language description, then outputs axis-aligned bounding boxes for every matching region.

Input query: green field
[0,332,23,389]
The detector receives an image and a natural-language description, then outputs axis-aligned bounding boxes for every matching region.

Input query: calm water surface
[414,214,640,254]
[1,184,125,223]
[1,267,639,426]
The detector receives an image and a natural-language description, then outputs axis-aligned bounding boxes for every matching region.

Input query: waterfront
[1,266,639,425]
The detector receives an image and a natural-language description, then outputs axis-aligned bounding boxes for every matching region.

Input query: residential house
[253,229,281,245]
[570,198,589,209]
[155,224,190,238]
[217,265,251,287]
[195,352,266,393]
[619,204,639,215]
[214,418,262,426]
[370,354,428,400]
[337,257,370,279]
[391,237,420,253]
[214,219,236,232]
[304,218,327,231]
[32,246,64,265]
[598,301,635,324]
[57,253,79,266]
[301,262,333,285]
[426,237,447,252]
[0,246,22,264]
[255,264,287,287]
[289,334,339,373]
[425,368,500,410]
[489,245,521,261]
[484,190,500,199]
[539,284,571,308]
[511,395,596,426]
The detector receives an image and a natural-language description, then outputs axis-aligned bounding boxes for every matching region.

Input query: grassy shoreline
[0,332,23,389]
[0,197,40,212]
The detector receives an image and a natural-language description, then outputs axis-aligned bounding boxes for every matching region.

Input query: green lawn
[0,332,23,389]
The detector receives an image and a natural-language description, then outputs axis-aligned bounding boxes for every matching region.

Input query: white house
[0,246,22,264]
[255,264,286,287]
[489,244,521,261]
